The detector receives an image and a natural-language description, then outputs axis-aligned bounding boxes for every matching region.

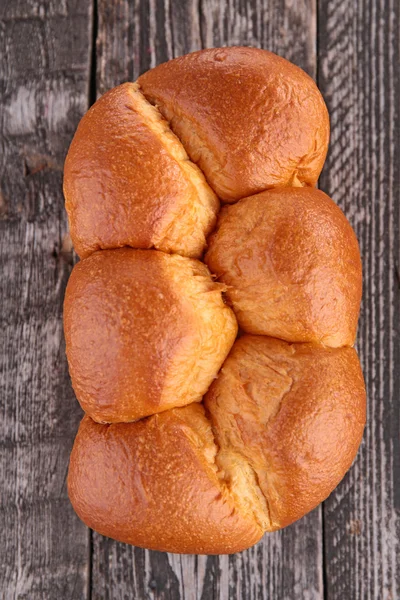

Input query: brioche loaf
[64,47,366,555]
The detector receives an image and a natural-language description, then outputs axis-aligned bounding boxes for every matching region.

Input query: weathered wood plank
[0,1,93,598]
[92,1,322,599]
[96,0,317,96]
[318,0,400,598]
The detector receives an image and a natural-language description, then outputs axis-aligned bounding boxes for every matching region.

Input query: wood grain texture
[0,0,93,598]
[318,0,400,598]
[92,1,323,599]
[96,0,317,96]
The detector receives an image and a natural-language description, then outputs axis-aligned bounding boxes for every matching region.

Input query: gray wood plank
[0,1,93,598]
[318,0,400,598]
[96,0,317,95]
[92,1,323,599]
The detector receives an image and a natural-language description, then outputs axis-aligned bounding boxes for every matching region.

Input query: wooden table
[1,1,399,598]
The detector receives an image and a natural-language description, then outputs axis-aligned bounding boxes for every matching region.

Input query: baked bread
[64,83,218,259]
[205,187,362,347]
[64,248,237,423]
[68,406,264,554]
[204,336,366,531]
[68,336,365,553]
[64,47,366,555]
[138,47,330,200]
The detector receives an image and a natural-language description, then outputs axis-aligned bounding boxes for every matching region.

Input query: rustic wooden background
[1,0,399,598]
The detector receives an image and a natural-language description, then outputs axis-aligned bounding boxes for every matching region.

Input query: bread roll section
[68,335,366,552]
[64,248,237,423]
[64,83,219,259]
[205,187,362,346]
[204,335,366,531]
[138,47,329,201]
[68,406,264,554]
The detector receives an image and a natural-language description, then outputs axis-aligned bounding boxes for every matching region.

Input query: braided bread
[64,47,366,555]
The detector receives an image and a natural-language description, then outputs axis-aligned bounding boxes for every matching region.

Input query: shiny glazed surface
[65,47,366,555]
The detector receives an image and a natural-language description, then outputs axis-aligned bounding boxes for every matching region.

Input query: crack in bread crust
[137,48,330,201]
[204,352,295,532]
[128,84,219,253]
[179,404,271,532]
[141,95,228,191]
[204,336,366,532]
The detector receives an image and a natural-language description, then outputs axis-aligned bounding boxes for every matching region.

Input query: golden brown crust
[68,335,366,550]
[138,47,329,201]
[205,187,362,347]
[64,248,237,423]
[63,48,366,554]
[204,335,366,530]
[64,83,219,259]
[68,406,264,554]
